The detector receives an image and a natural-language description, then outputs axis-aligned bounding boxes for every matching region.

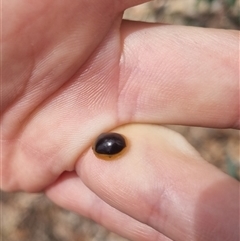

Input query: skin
[1,0,239,241]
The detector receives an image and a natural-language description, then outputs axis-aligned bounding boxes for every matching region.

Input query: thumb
[76,124,239,241]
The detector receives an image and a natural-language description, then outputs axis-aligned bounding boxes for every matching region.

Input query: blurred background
[1,0,239,241]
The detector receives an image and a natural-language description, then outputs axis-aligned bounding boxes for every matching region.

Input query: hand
[1,1,239,241]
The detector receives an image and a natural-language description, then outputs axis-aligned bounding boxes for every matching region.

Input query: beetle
[92,132,127,160]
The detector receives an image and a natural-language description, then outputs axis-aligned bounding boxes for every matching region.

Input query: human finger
[46,171,172,241]
[118,22,239,128]
[76,124,239,241]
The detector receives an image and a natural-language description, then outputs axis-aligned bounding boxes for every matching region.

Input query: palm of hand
[2,0,142,191]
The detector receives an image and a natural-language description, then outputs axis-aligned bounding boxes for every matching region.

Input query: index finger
[76,124,239,241]
[118,22,239,128]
